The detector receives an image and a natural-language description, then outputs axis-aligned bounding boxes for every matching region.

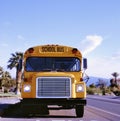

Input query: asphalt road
[87,95,120,115]
[0,96,120,121]
[0,106,116,121]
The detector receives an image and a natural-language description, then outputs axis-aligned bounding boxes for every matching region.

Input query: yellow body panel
[21,45,86,99]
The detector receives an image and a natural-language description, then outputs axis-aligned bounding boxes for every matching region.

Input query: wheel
[75,105,84,117]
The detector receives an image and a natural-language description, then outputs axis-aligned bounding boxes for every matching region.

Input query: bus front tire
[75,105,84,118]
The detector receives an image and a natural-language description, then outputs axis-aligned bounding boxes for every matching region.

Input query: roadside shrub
[87,87,95,95]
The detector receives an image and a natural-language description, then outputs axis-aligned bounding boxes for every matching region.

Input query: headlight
[24,85,31,92]
[76,84,84,92]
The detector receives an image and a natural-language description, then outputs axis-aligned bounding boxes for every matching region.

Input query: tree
[1,71,11,84]
[89,83,96,88]
[0,67,12,92]
[1,71,12,93]
[0,66,4,88]
[96,78,108,88]
[111,72,119,84]
[110,78,120,96]
[7,52,23,95]
[0,66,3,74]
[96,79,107,95]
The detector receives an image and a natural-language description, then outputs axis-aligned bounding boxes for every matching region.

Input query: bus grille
[36,77,71,98]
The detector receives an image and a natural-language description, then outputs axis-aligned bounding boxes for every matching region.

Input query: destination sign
[41,46,64,52]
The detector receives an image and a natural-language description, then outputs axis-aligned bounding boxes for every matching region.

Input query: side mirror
[83,58,87,70]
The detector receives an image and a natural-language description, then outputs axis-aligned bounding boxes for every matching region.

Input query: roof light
[28,48,34,53]
[72,48,78,54]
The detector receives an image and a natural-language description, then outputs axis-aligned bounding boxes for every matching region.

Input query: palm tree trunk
[17,71,22,96]
[15,68,22,96]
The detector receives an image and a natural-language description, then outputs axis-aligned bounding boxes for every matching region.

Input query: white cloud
[80,35,103,55]
[86,56,120,78]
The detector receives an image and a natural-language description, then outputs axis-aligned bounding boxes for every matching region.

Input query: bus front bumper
[21,98,86,106]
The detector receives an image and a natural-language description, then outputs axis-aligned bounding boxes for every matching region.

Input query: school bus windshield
[25,57,81,72]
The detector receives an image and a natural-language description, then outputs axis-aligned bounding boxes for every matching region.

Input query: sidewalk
[0,97,20,104]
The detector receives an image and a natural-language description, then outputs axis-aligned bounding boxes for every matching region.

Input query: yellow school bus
[20,45,87,117]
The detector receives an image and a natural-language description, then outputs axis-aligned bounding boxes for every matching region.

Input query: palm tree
[7,52,23,95]
[111,72,119,84]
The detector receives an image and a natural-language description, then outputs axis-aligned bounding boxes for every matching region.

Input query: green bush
[87,87,95,95]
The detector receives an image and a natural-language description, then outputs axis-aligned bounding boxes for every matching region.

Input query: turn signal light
[24,77,32,82]
[80,78,83,81]
[24,78,28,82]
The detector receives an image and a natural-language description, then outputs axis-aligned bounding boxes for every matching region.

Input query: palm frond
[7,52,23,70]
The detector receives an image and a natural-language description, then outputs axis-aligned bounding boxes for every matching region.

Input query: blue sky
[0,0,120,78]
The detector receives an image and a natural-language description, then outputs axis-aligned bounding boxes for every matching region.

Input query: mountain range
[85,76,110,87]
